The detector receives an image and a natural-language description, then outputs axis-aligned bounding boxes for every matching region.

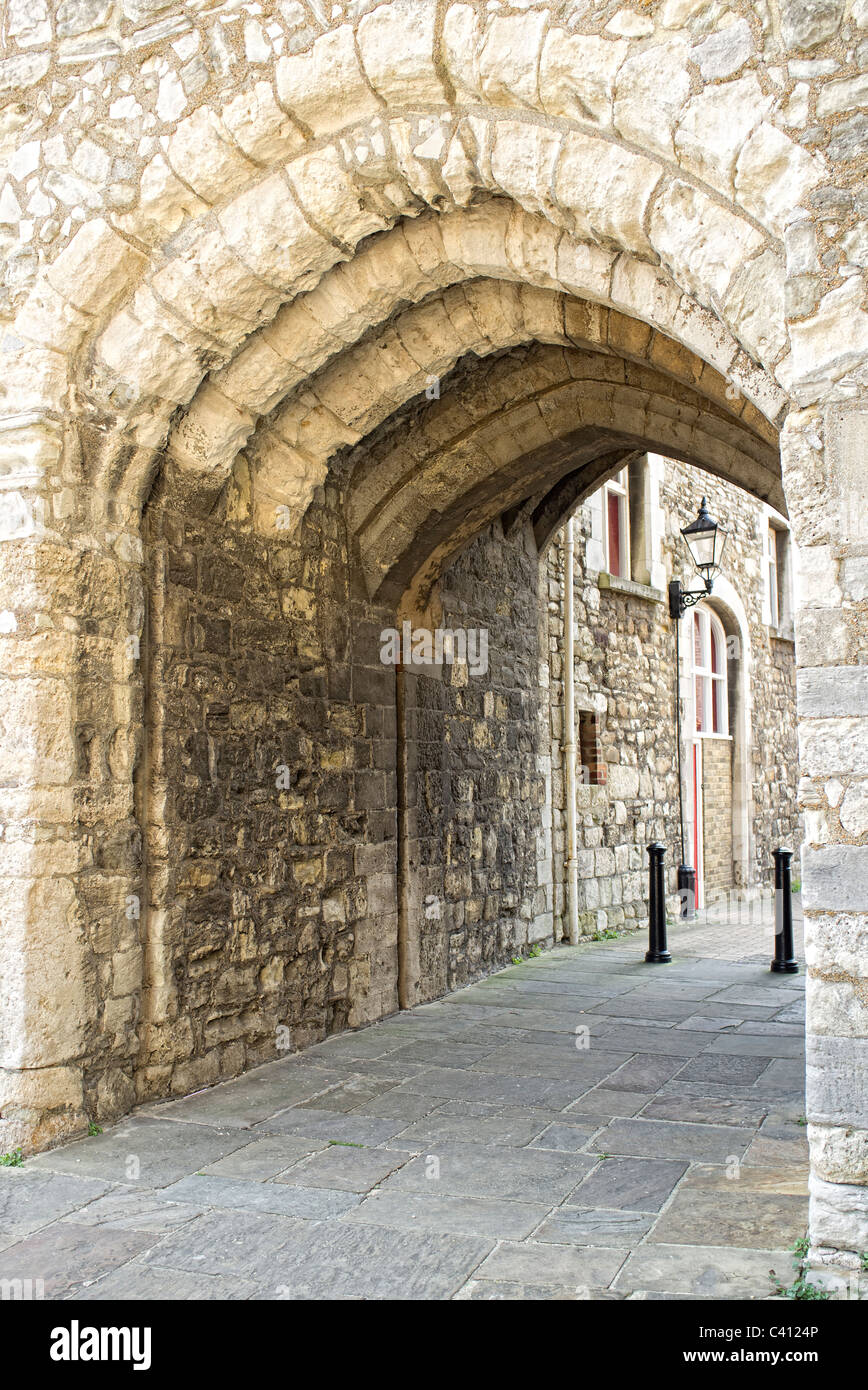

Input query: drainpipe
[564,518,579,945]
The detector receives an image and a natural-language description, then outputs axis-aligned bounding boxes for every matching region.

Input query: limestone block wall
[548,509,679,935]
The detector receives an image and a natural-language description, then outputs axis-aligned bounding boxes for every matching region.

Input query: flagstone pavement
[0,900,811,1301]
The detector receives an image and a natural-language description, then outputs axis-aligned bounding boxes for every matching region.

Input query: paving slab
[142,1063,343,1128]
[345,1086,440,1121]
[565,1088,654,1119]
[25,1117,253,1188]
[398,1065,599,1108]
[640,1094,768,1128]
[683,1161,809,1197]
[472,1241,626,1289]
[534,1207,656,1246]
[528,1122,601,1152]
[342,1189,551,1240]
[0,1220,156,1297]
[676,1054,772,1086]
[259,1223,494,1300]
[161,1174,361,1220]
[566,1157,688,1212]
[378,1142,595,1203]
[603,1054,686,1092]
[11,903,807,1301]
[72,1265,262,1300]
[456,1280,622,1300]
[58,1189,205,1233]
[274,1145,410,1192]
[613,1243,792,1299]
[647,1182,808,1249]
[590,1117,753,1163]
[742,1133,810,1167]
[292,1076,398,1113]
[199,1134,328,1181]
[709,985,804,1008]
[704,1033,805,1058]
[251,1108,411,1147]
[585,1027,715,1055]
[140,1208,310,1280]
[469,1043,632,1083]
[0,1170,111,1240]
[676,1014,744,1032]
[386,1042,498,1068]
[388,1109,555,1148]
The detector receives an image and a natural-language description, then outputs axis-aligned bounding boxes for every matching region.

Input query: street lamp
[668,497,729,920]
[668,497,729,619]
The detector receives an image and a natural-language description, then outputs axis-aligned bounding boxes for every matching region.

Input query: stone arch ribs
[528,449,645,555]
[147,201,787,534]
[337,338,779,611]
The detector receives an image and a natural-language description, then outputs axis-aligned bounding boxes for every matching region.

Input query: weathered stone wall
[138,474,400,1100]
[547,453,803,939]
[135,469,551,1100]
[659,456,802,888]
[0,0,865,1266]
[403,519,548,1002]
[548,515,677,937]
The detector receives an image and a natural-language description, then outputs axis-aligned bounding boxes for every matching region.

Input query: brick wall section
[701,737,735,897]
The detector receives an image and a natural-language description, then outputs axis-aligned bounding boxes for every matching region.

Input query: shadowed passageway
[0,900,808,1300]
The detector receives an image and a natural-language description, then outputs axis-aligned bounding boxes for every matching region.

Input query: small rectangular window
[579,710,607,786]
[603,468,630,580]
[607,491,622,576]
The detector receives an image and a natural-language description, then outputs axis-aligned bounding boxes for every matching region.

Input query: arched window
[692,609,728,735]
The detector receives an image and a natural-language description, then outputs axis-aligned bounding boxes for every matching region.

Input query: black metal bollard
[677,864,696,920]
[646,842,672,963]
[771,847,798,974]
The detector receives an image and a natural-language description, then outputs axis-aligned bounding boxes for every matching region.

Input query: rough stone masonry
[0,0,866,1276]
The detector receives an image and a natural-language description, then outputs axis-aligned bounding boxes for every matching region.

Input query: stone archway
[0,0,865,1275]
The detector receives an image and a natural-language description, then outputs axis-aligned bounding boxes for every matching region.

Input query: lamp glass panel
[687,528,717,567]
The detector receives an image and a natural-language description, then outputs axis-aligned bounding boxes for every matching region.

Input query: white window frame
[692,608,729,737]
[767,523,780,628]
[603,467,630,580]
[763,513,792,631]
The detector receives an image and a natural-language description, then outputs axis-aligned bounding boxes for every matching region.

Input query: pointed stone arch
[0,0,866,1276]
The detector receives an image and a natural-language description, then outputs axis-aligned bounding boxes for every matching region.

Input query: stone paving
[0,901,809,1301]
